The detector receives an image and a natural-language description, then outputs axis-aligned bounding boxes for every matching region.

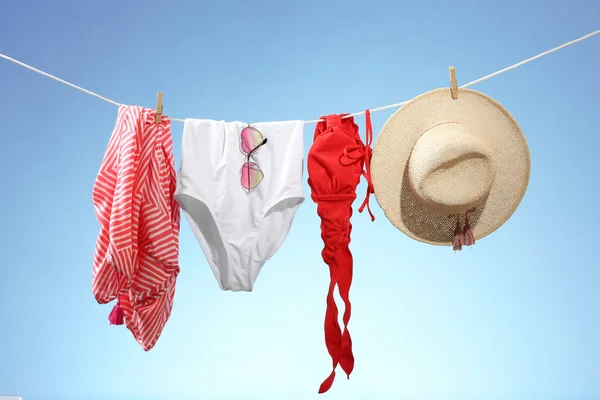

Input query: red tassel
[453,217,463,251]
[108,302,124,325]
[463,214,475,247]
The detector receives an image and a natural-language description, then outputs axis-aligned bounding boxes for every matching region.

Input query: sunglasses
[240,126,268,193]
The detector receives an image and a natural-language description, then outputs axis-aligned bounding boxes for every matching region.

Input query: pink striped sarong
[92,105,180,351]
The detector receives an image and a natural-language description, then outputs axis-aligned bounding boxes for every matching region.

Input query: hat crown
[408,122,496,216]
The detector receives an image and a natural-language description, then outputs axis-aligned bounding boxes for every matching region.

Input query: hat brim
[371,88,531,246]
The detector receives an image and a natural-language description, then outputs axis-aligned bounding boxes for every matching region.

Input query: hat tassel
[453,216,463,251]
[451,210,476,251]
[462,213,475,247]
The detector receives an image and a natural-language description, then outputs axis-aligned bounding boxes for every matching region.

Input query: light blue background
[1,1,599,399]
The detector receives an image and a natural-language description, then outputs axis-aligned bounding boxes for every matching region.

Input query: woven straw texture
[371,87,531,246]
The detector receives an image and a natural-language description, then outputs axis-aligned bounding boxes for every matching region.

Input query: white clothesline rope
[1,29,599,124]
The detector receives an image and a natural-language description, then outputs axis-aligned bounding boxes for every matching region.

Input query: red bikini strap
[358,110,375,221]
[318,227,355,394]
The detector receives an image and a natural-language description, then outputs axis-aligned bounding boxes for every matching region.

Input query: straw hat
[370,87,530,248]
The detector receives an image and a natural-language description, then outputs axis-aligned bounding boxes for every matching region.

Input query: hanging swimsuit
[92,105,181,351]
[307,111,375,393]
[175,119,305,292]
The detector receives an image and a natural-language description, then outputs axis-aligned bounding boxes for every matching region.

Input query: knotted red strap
[359,110,375,221]
[340,110,375,222]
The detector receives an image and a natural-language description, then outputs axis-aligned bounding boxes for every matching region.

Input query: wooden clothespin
[155,92,163,123]
[449,67,458,99]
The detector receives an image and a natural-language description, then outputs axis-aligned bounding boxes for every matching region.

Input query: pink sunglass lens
[241,162,264,190]
[241,127,266,154]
